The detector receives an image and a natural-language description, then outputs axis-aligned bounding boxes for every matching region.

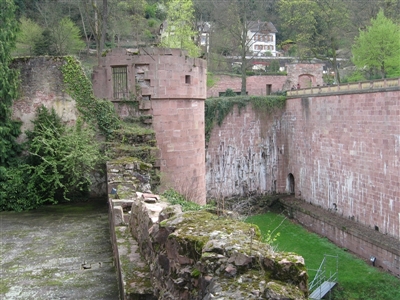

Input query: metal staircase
[308,255,338,300]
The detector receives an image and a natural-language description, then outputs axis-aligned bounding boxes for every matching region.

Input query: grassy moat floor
[0,201,119,300]
[247,212,400,300]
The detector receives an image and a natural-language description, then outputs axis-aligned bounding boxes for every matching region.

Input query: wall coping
[287,77,400,98]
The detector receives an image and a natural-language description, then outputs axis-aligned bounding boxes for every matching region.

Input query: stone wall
[206,64,324,98]
[283,90,400,239]
[107,160,309,300]
[11,57,78,142]
[207,75,287,98]
[206,105,285,198]
[206,86,400,275]
[93,48,207,204]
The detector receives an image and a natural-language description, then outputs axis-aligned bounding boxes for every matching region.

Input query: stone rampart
[206,82,400,275]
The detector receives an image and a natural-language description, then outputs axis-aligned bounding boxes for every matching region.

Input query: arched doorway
[287,173,295,194]
[298,74,315,88]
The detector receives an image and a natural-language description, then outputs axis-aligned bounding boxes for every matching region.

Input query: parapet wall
[207,74,287,97]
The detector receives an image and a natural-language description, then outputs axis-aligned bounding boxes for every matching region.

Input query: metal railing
[287,78,400,97]
[308,254,338,299]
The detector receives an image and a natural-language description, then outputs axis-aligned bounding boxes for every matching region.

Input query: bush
[223,88,236,97]
[25,106,103,203]
[0,106,104,211]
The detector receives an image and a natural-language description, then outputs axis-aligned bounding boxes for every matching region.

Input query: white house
[247,21,278,57]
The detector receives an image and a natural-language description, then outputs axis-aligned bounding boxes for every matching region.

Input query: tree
[50,17,85,55]
[26,106,102,203]
[210,0,270,94]
[160,0,200,57]
[15,17,43,56]
[352,9,400,79]
[0,0,22,167]
[82,0,109,61]
[278,0,351,83]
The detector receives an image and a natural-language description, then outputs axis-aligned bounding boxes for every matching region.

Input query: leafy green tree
[33,29,56,55]
[352,10,400,79]
[278,0,351,82]
[160,0,200,57]
[0,0,22,167]
[15,17,43,56]
[50,17,85,55]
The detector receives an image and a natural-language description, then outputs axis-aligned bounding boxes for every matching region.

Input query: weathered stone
[113,206,125,226]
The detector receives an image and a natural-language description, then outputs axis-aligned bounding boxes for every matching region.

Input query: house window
[185,75,191,84]
[112,66,128,99]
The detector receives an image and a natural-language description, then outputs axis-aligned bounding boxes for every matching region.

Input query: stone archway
[298,74,315,88]
[287,173,295,194]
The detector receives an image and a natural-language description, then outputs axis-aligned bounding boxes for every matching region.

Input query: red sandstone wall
[94,48,207,204]
[206,105,286,198]
[152,99,206,203]
[11,57,78,141]
[207,75,287,98]
[207,90,399,238]
[293,210,400,276]
[284,91,400,239]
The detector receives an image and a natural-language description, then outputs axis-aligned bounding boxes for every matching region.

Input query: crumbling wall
[107,160,309,300]
[11,57,78,141]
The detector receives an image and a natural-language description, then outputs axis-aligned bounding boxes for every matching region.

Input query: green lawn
[246,213,400,300]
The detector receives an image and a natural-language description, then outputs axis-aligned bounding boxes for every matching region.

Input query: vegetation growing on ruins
[205,95,286,142]
[0,106,103,211]
[162,188,214,212]
[61,56,121,136]
[248,213,400,300]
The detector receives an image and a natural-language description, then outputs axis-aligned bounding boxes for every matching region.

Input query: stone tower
[93,48,207,204]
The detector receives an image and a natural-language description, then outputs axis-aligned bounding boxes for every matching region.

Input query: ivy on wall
[61,56,121,136]
[205,96,286,142]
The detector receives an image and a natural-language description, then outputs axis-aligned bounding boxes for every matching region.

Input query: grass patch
[246,212,400,300]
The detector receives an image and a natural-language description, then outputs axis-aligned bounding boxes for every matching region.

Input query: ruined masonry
[107,160,308,300]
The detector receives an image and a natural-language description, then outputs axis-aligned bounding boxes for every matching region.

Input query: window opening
[266,84,272,95]
[112,66,128,99]
[185,75,191,84]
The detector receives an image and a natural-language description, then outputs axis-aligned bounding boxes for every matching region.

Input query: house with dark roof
[247,21,278,57]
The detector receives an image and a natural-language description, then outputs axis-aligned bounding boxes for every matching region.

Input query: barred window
[112,66,128,99]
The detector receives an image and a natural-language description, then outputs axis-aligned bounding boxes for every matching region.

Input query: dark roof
[248,21,277,33]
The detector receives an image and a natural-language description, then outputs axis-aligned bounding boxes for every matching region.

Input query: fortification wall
[207,88,400,240]
[283,91,400,239]
[206,105,286,198]
[206,64,324,98]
